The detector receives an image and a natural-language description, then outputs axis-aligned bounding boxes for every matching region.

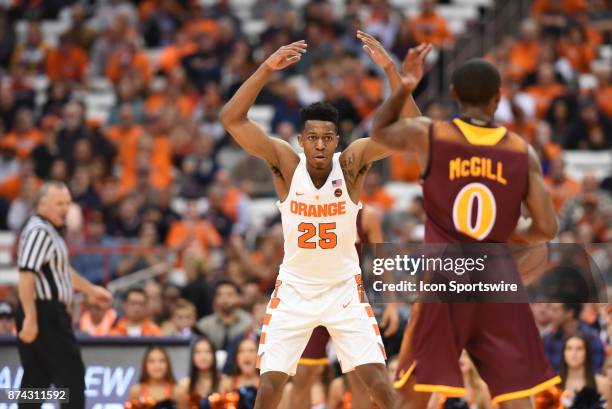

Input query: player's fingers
[418,43,433,60]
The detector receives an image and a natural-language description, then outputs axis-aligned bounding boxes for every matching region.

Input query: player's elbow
[219,105,231,127]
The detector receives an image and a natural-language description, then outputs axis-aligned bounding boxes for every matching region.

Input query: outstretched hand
[264,40,308,71]
[400,43,433,92]
[357,30,393,69]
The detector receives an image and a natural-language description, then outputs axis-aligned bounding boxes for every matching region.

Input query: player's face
[146,349,169,381]
[299,120,339,170]
[193,340,214,371]
[236,339,257,375]
[563,337,587,369]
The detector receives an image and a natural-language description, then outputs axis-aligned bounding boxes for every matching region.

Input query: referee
[16,181,112,409]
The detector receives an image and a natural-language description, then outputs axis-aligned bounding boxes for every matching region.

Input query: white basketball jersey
[277,152,362,292]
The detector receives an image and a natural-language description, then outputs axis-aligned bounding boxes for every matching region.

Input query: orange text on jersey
[290,200,347,217]
[449,157,507,185]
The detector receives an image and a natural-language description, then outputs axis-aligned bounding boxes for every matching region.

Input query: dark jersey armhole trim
[19,268,38,274]
[420,122,434,181]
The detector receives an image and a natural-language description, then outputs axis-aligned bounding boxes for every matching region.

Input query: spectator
[78,299,118,336]
[46,34,88,83]
[174,336,221,409]
[182,32,221,92]
[196,280,253,351]
[108,196,142,238]
[543,303,605,373]
[115,222,164,277]
[106,104,144,178]
[106,40,152,85]
[0,10,16,70]
[72,211,121,284]
[158,30,197,74]
[222,295,267,375]
[41,81,71,118]
[557,25,595,74]
[545,96,578,147]
[145,279,165,325]
[161,298,202,338]
[525,63,567,119]
[178,132,220,198]
[31,115,61,179]
[166,200,222,259]
[0,301,15,336]
[10,21,49,75]
[593,65,612,118]
[110,288,162,336]
[0,84,18,132]
[126,346,176,407]
[558,334,608,405]
[181,255,215,319]
[64,3,98,51]
[565,100,612,150]
[7,174,38,232]
[362,0,401,50]
[601,356,612,402]
[408,0,453,48]
[531,303,554,336]
[218,338,259,408]
[2,108,43,159]
[361,170,395,212]
[206,184,237,241]
[142,0,182,48]
[544,156,581,213]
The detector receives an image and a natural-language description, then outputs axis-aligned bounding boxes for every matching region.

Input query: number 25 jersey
[277,152,362,290]
[423,119,528,244]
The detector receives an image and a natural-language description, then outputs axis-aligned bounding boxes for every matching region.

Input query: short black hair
[123,287,146,301]
[451,59,501,105]
[214,279,241,295]
[562,303,583,319]
[299,101,339,131]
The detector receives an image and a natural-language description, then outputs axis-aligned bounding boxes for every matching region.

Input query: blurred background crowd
[0,0,611,407]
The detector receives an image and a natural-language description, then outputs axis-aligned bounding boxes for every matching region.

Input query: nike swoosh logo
[342,300,352,308]
[296,192,304,196]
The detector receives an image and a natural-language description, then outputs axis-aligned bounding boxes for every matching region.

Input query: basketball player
[289,32,402,409]
[370,59,560,409]
[219,39,430,409]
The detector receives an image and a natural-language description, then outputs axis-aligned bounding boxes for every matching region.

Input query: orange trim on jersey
[298,358,329,366]
[453,119,507,146]
[263,314,272,325]
[365,306,375,317]
[269,297,280,309]
[373,324,380,336]
[393,362,417,389]
[414,384,466,396]
[490,376,561,404]
[259,332,266,345]
[354,275,362,284]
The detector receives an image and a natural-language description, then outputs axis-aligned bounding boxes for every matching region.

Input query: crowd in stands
[0,0,611,407]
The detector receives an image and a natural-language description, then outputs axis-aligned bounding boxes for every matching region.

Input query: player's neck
[306,162,333,189]
[459,107,494,126]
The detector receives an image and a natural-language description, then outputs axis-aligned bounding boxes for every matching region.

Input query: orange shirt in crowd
[118,135,173,196]
[596,85,612,117]
[544,175,581,212]
[342,77,383,119]
[408,13,453,46]
[390,153,421,182]
[46,46,88,82]
[507,120,538,145]
[144,93,198,118]
[165,220,222,252]
[2,129,44,159]
[532,0,587,15]
[106,125,144,172]
[360,189,395,211]
[557,40,595,73]
[80,308,118,336]
[509,41,541,79]
[158,42,197,73]
[525,83,566,118]
[185,19,219,37]
[106,50,152,84]
[109,318,162,336]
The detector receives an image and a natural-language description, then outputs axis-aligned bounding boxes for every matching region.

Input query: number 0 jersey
[277,152,362,291]
[422,118,528,243]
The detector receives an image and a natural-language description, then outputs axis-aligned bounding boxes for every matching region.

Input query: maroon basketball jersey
[422,119,529,244]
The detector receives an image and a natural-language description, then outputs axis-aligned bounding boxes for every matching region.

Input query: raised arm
[509,146,558,243]
[370,44,433,154]
[219,41,306,168]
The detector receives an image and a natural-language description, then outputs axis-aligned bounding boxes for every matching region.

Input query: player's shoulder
[502,129,530,154]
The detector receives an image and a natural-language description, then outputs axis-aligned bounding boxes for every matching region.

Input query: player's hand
[88,285,113,305]
[357,31,393,69]
[400,43,433,93]
[19,315,38,344]
[380,303,400,337]
[264,41,307,71]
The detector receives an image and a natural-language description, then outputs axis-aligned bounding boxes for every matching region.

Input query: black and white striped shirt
[17,215,72,305]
